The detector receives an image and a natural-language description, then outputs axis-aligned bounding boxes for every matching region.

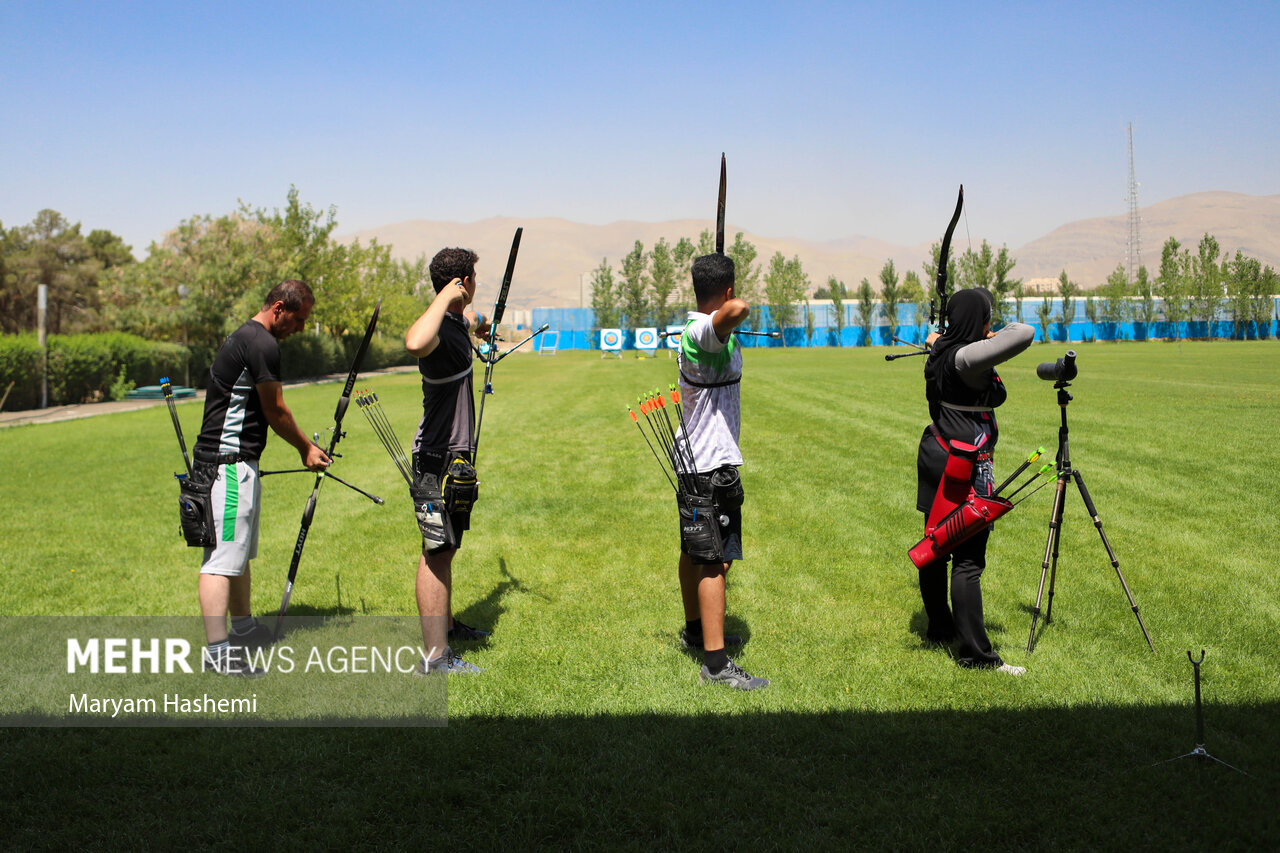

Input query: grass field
[2,340,1278,850]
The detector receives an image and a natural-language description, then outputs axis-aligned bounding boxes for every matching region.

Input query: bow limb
[933,184,964,335]
[474,227,523,466]
[275,299,382,638]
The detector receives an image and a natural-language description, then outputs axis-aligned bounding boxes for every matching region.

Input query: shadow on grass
[1,703,1275,849]
[453,557,542,651]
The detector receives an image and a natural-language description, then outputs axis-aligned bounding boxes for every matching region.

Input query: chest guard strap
[679,371,741,389]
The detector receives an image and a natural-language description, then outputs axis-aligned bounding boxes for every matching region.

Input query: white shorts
[200,459,261,577]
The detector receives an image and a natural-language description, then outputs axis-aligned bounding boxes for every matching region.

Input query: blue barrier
[533,298,1279,350]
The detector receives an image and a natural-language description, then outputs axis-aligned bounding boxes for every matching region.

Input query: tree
[903,270,929,340]
[957,241,993,292]
[1225,251,1261,340]
[955,241,1020,325]
[694,229,715,258]
[1256,266,1278,340]
[1083,293,1098,342]
[86,229,135,269]
[1134,265,1156,337]
[102,212,279,351]
[672,236,696,315]
[878,259,903,345]
[589,258,620,329]
[647,238,678,327]
[804,300,815,345]
[1056,270,1079,341]
[1099,264,1132,339]
[1188,233,1222,338]
[855,278,877,346]
[618,240,649,329]
[827,276,848,347]
[246,187,394,337]
[1158,236,1188,341]
[726,232,761,306]
[1012,280,1027,328]
[762,252,807,345]
[991,246,1021,327]
[4,210,104,334]
[1035,298,1053,344]
[100,188,420,352]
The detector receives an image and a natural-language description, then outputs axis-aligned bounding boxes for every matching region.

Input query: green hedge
[0,333,188,411]
[278,331,415,381]
[0,330,415,411]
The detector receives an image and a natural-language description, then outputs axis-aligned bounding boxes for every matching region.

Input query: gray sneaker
[202,649,264,678]
[413,647,482,676]
[699,658,768,691]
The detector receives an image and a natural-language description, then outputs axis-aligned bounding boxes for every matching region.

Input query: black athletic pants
[918,528,1003,668]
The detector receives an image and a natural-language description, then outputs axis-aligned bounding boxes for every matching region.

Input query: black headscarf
[924,288,992,387]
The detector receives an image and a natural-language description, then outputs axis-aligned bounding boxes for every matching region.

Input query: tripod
[1026,379,1155,653]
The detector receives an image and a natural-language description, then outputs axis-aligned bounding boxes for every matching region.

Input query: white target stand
[635,327,659,358]
[600,328,623,359]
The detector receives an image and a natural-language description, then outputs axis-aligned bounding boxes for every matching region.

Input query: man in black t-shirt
[193,279,330,675]
[404,248,492,675]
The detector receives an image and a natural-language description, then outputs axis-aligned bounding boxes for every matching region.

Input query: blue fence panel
[533,298,1278,349]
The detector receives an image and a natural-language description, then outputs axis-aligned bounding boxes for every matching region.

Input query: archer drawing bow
[274,300,382,639]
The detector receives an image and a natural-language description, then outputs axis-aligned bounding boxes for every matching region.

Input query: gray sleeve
[955,322,1035,385]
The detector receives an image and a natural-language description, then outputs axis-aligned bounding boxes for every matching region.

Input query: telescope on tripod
[1026,351,1155,653]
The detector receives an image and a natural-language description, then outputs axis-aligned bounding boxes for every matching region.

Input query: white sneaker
[996,662,1027,676]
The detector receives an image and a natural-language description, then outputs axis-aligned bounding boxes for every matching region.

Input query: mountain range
[345,191,1280,310]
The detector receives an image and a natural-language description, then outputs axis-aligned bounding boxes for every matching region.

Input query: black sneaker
[202,650,264,678]
[679,628,743,650]
[228,620,275,650]
[413,647,482,676]
[699,658,768,691]
[448,619,491,642]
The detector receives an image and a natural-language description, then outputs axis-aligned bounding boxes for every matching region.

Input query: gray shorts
[199,460,261,577]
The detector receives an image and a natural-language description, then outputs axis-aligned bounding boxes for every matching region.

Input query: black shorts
[414,450,473,552]
[683,467,744,564]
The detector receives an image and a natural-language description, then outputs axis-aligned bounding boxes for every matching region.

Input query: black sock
[685,619,702,637]
[704,647,728,674]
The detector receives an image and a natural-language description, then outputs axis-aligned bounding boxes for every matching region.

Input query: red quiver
[909,439,1014,569]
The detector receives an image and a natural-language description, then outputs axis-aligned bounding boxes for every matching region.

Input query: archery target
[636,328,658,350]
[601,329,622,350]
[665,325,683,348]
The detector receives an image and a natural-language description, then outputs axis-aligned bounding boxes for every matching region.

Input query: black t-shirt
[412,312,476,457]
[195,320,281,460]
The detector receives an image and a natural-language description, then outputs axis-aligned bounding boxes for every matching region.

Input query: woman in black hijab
[916,288,1034,674]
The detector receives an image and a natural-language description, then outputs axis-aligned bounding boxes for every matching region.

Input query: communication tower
[1126,123,1142,284]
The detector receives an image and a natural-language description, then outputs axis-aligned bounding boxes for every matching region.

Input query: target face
[601,329,622,350]
[636,328,658,348]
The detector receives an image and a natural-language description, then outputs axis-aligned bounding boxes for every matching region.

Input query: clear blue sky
[3,1,1277,255]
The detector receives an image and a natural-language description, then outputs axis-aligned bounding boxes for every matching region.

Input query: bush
[279,332,345,381]
[0,336,43,411]
[0,333,189,410]
[362,333,416,372]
